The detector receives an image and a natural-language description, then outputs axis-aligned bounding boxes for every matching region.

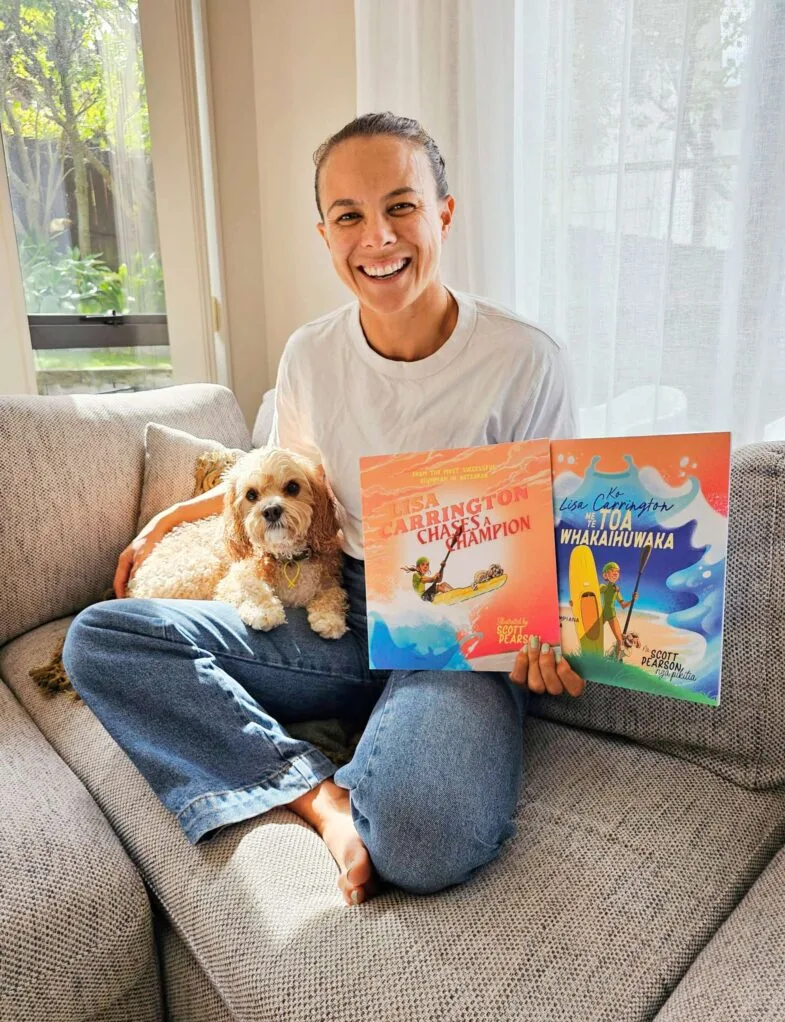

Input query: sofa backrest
[530,440,785,791]
[0,384,251,647]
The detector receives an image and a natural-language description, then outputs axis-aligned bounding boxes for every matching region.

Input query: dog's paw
[238,599,286,631]
[308,610,348,640]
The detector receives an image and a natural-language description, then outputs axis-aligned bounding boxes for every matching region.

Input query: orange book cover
[359,440,560,671]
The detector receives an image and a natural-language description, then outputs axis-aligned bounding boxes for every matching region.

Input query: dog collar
[274,547,312,565]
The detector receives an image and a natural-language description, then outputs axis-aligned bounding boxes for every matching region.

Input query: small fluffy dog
[128,447,348,639]
[472,563,504,589]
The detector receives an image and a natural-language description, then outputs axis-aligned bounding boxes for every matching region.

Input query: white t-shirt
[263,288,577,560]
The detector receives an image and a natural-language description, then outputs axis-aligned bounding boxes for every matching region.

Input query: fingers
[509,638,550,693]
[509,646,530,688]
[508,636,587,699]
[556,657,586,698]
[530,639,563,696]
[113,549,132,599]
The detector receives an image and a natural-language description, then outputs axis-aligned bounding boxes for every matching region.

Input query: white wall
[205,0,266,425]
[206,0,357,427]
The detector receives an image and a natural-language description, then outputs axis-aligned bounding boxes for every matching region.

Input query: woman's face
[316,135,454,315]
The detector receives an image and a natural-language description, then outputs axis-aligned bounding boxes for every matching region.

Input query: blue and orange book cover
[551,433,731,705]
[360,440,560,671]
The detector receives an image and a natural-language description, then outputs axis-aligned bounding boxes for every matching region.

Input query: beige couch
[1,383,784,1022]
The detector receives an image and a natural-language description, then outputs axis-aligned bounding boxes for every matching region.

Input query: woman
[404,556,454,598]
[63,112,586,908]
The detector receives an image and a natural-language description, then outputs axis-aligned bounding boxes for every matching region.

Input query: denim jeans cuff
[177,749,337,844]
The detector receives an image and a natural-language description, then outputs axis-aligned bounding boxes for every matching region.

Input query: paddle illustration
[622,542,652,637]
[422,523,464,603]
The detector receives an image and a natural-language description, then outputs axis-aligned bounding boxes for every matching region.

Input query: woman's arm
[113,484,226,597]
[167,484,226,525]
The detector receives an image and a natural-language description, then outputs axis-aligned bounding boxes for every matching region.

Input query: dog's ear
[222,474,252,560]
[306,468,340,555]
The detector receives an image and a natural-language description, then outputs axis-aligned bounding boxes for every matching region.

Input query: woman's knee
[344,669,524,893]
[63,599,167,693]
[354,782,517,894]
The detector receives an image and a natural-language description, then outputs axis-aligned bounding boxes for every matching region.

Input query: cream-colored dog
[128,447,349,639]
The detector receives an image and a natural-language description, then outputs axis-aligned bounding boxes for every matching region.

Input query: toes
[339,873,379,906]
[338,871,365,906]
[345,854,373,889]
[338,851,375,906]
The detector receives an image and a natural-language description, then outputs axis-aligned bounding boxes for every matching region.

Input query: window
[0,0,170,395]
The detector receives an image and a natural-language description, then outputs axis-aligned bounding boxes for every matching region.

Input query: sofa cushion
[0,384,251,648]
[3,619,785,1022]
[156,918,233,1022]
[136,422,247,531]
[655,844,785,1021]
[531,440,785,789]
[0,680,161,1022]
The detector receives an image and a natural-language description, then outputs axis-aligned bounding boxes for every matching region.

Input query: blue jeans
[63,555,528,894]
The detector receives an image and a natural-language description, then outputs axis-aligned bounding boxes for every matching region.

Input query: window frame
[0,0,225,395]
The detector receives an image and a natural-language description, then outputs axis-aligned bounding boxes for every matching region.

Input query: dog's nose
[263,504,283,523]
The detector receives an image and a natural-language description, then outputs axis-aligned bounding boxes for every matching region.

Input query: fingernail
[520,643,529,654]
[351,890,360,905]
[345,867,353,884]
[530,635,539,650]
[555,650,563,664]
[541,642,551,654]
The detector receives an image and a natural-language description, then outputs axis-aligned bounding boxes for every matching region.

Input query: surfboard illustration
[431,574,508,607]
[569,545,603,654]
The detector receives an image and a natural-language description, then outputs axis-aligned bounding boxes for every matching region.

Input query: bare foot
[289,779,377,906]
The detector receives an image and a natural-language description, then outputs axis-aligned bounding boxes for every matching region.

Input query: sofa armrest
[0,681,161,1022]
[0,383,251,647]
[655,843,785,1021]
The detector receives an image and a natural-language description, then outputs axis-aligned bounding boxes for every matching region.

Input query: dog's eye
[245,489,258,502]
[284,480,300,496]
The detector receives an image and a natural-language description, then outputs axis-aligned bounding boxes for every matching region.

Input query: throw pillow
[136,422,248,532]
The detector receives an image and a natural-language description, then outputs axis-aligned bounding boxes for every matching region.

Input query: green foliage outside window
[19,235,165,314]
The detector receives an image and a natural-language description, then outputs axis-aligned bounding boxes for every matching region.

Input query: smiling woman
[313,116,457,361]
[63,111,586,914]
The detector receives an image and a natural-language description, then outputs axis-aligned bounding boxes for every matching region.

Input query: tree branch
[85,146,111,185]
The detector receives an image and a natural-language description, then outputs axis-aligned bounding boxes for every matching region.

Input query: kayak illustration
[431,573,508,606]
[568,545,604,654]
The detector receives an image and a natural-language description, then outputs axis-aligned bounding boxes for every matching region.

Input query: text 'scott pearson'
[551,433,731,706]
[360,439,560,671]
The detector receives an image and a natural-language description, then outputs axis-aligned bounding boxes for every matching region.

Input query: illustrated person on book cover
[404,555,454,597]
[599,561,638,659]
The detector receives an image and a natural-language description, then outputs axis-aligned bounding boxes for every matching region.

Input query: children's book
[551,433,731,705]
[359,440,560,671]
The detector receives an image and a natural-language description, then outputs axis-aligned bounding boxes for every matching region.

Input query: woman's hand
[113,528,164,598]
[509,635,586,697]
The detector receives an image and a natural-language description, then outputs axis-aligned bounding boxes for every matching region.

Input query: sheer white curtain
[355,0,785,443]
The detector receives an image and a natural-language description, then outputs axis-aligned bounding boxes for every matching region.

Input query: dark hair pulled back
[313,111,449,220]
